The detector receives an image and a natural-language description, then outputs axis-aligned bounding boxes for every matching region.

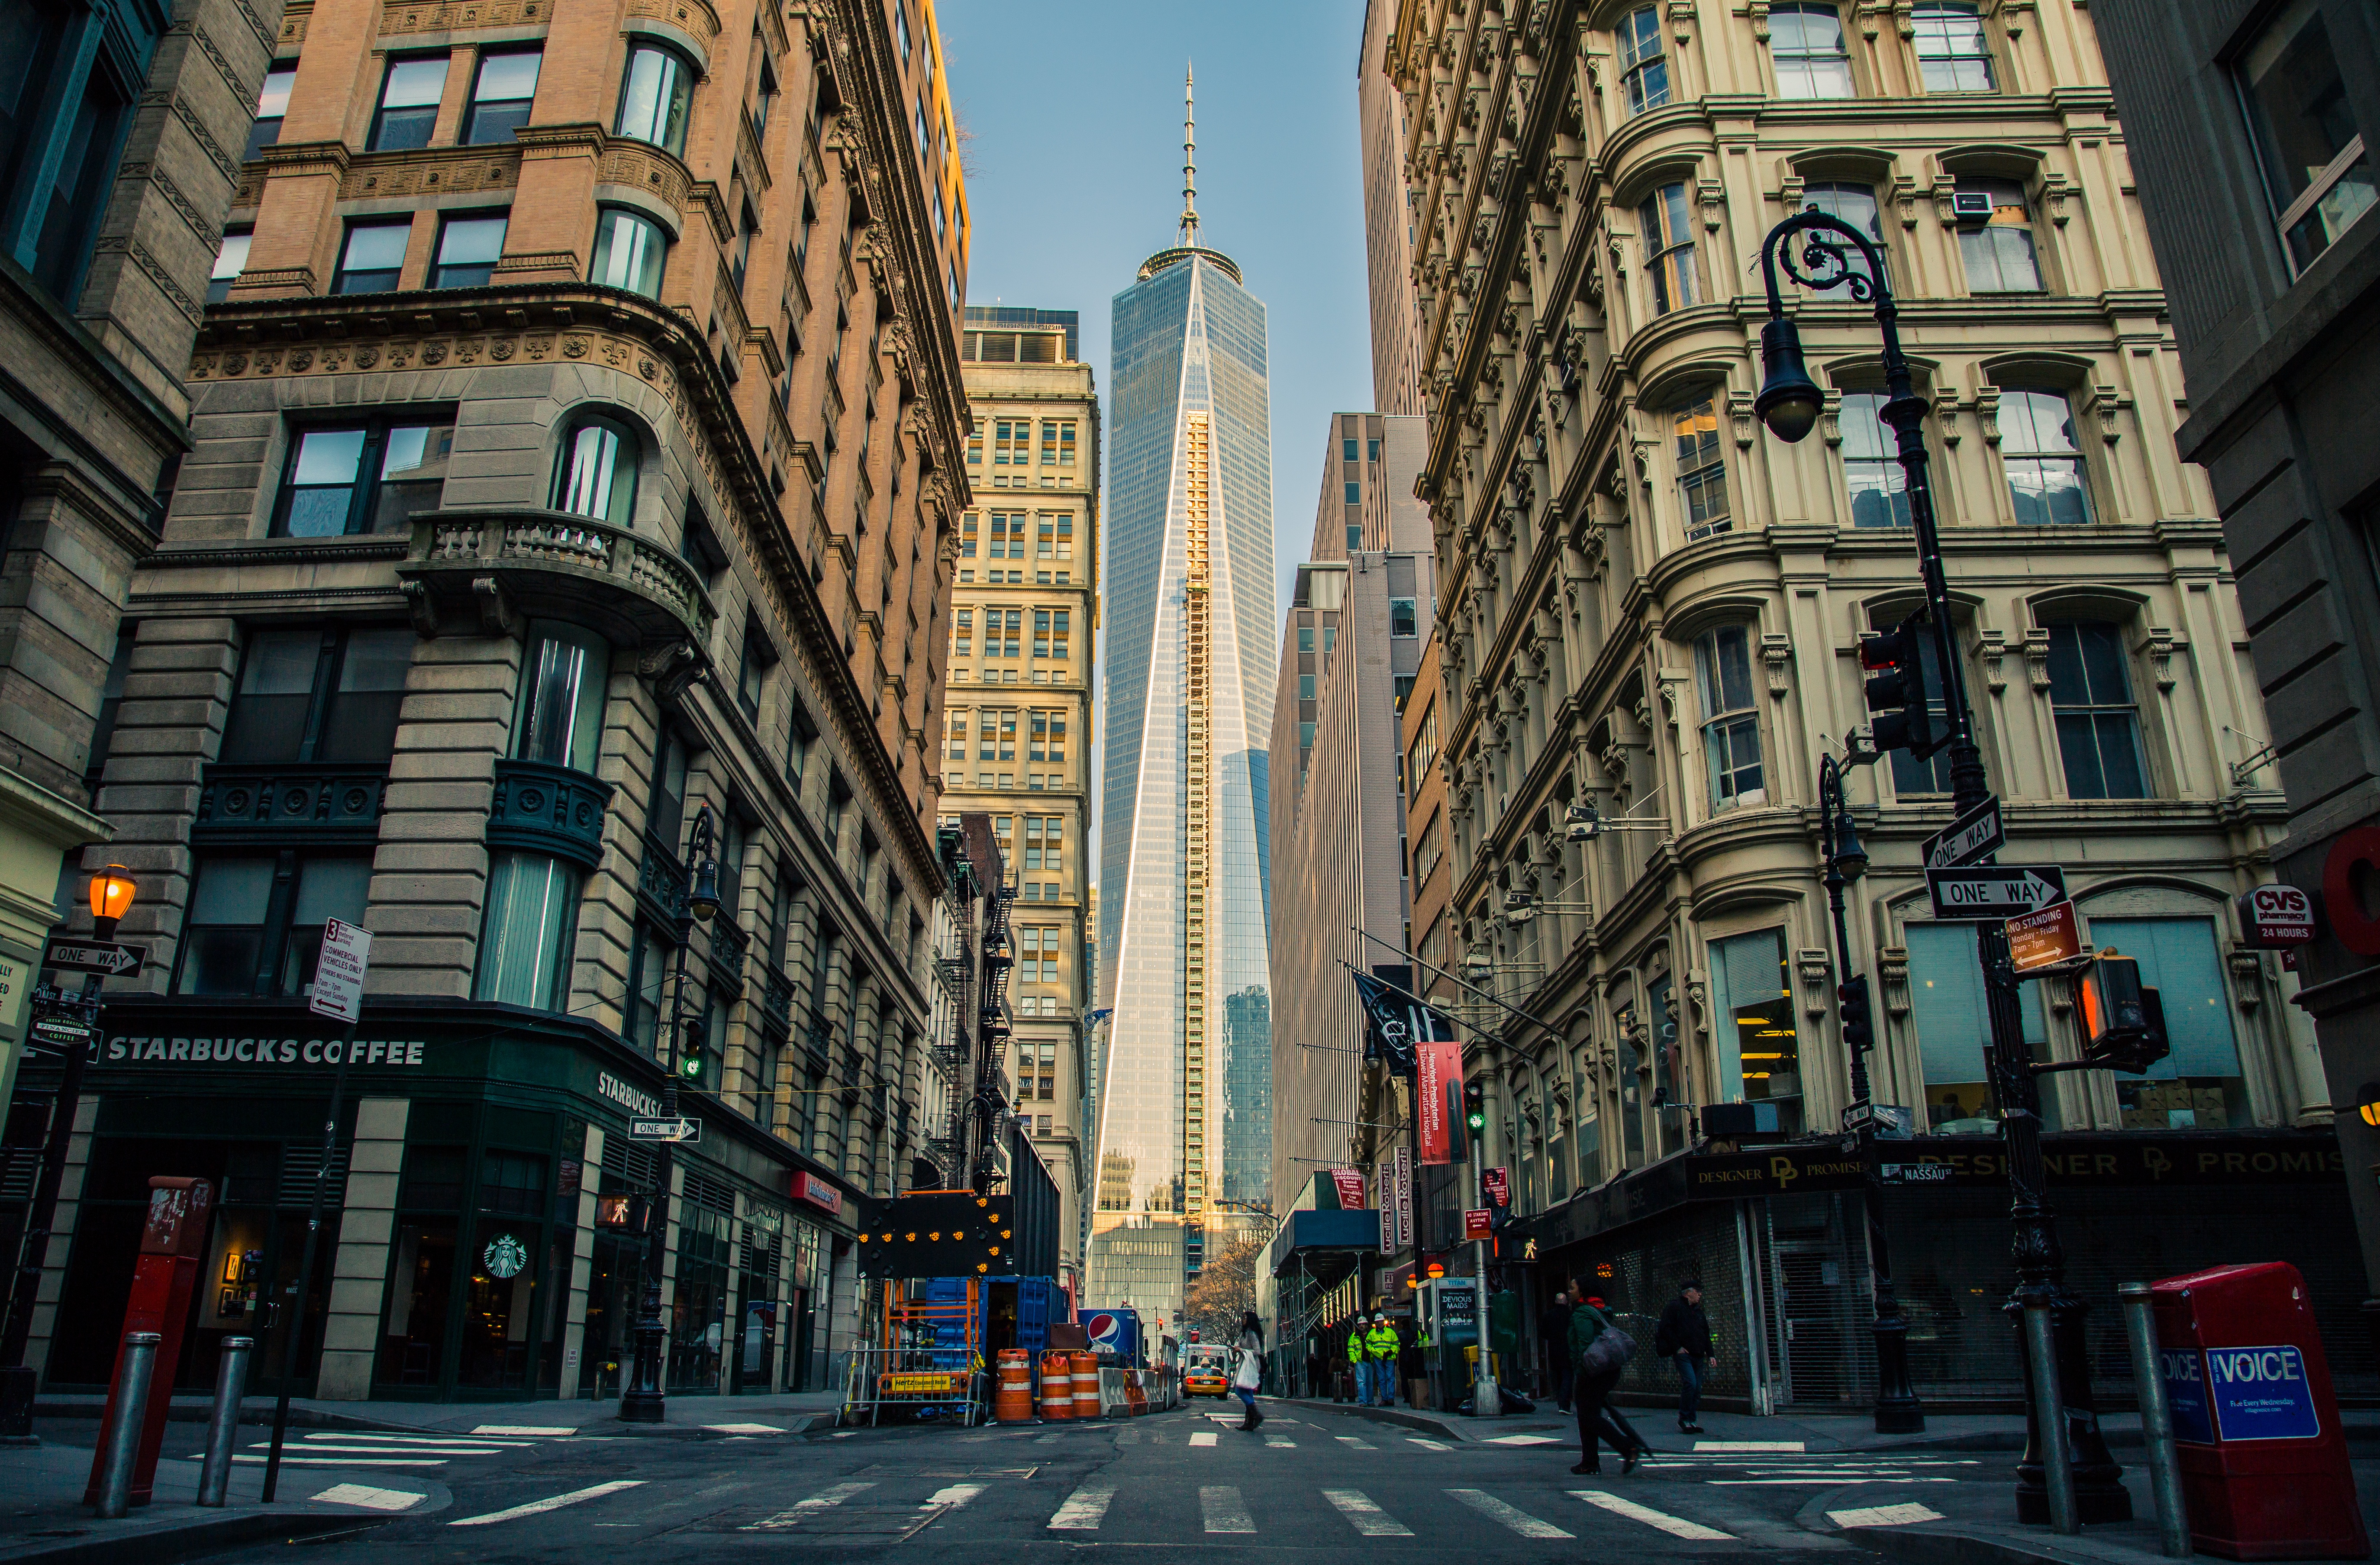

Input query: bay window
[513,621,610,774]
[614,43,693,155]
[475,850,582,1010]
[551,412,639,527]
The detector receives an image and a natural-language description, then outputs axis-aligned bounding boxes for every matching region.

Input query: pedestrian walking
[1233,1311,1266,1431]
[1395,1314,1426,1409]
[1345,1316,1367,1404]
[1567,1282,1645,1477]
[1366,1310,1400,1407]
[1654,1280,1716,1434]
[1540,1284,1575,1411]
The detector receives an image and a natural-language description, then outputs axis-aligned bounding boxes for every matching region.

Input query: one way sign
[1927,864,2067,920]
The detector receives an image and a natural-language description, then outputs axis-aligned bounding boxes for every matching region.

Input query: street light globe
[88,864,135,939]
[1754,316,1824,443]
[687,858,721,924]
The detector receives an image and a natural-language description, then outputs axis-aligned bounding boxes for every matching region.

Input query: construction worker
[1365,1310,1400,1407]
[1345,1315,1367,1404]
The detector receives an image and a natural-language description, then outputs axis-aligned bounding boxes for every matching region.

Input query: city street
[49,1402,1990,1565]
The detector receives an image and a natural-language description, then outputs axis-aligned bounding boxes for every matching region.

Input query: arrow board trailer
[1926,864,2068,920]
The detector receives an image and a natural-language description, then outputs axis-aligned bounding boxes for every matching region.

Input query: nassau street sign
[630,1118,701,1143]
[1922,794,2005,870]
[42,938,145,976]
[1927,863,2068,920]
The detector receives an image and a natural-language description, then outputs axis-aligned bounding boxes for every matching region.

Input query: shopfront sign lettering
[597,1071,663,1120]
[105,1035,427,1067]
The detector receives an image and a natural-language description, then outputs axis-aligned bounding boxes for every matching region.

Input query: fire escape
[971,878,1018,1192]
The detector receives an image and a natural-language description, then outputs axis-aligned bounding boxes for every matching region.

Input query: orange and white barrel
[994,1349,1033,1423]
[1071,1351,1102,1419]
[1038,1350,1074,1420]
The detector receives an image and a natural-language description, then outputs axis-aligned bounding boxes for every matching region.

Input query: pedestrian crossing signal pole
[1469,1091,1496,1419]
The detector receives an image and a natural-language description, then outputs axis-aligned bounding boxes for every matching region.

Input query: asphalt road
[123,1399,1988,1565]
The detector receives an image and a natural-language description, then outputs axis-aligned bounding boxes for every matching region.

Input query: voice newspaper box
[2150,1261,2367,1559]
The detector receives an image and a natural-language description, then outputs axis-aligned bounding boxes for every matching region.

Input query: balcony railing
[193,762,388,844]
[487,758,615,869]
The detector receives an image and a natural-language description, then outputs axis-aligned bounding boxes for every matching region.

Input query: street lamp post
[1818,757,1923,1434]
[619,805,721,1424]
[1756,211,2127,1522]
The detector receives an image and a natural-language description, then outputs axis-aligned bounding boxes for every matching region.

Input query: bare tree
[1181,1232,1266,1344]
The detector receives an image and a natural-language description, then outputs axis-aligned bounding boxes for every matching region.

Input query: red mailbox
[2149,1261,2368,1559]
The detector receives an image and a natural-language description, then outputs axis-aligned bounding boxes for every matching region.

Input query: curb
[1271,1398,1470,1442]
[1836,1522,2157,1565]
[0,1511,385,1565]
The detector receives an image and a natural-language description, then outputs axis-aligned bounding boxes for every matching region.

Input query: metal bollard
[93,1333,161,1520]
[2120,1284,2193,1557]
[195,1336,255,1508]
[2022,1300,2079,1536]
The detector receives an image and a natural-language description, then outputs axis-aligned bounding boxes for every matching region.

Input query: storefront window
[1710,929,1803,1133]
[668,1204,730,1391]
[378,1217,458,1385]
[460,1211,541,1388]
[474,850,582,1009]
[2086,916,2248,1128]
[1907,921,2051,1131]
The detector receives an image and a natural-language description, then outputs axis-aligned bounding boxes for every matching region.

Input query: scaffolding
[841,1276,990,1426]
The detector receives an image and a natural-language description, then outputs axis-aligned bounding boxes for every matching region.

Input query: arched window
[590,207,668,298]
[551,413,638,527]
[614,42,693,155]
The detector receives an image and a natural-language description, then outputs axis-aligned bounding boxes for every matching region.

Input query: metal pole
[2023,1300,2078,1535]
[2120,1284,2193,1557]
[195,1336,254,1507]
[0,981,99,1441]
[1470,1136,1496,1417]
[261,1020,354,1501]
[93,1332,159,1519]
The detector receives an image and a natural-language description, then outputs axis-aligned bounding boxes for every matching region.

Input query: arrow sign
[630,1118,701,1143]
[1928,864,2067,920]
[42,938,145,976]
[1922,795,2005,870]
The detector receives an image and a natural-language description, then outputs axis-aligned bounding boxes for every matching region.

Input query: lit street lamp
[1755,210,2126,1520]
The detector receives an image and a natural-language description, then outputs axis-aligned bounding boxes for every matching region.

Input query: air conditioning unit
[1949,190,1996,228]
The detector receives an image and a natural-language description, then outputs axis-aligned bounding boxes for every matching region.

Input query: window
[960,514,977,556]
[273,416,453,537]
[431,211,506,288]
[2238,0,2376,271]
[731,200,756,289]
[1957,179,2040,292]
[477,850,584,1010]
[552,412,638,527]
[1298,673,1316,701]
[739,623,772,720]
[1616,6,1670,115]
[207,229,251,304]
[1801,182,1883,296]
[1344,481,1361,505]
[463,48,539,144]
[895,0,911,61]
[221,626,416,765]
[1771,3,1853,97]
[590,207,667,298]
[1695,625,1763,808]
[1841,392,1912,529]
[1342,438,1358,461]
[175,855,372,997]
[1639,183,1699,312]
[369,55,448,152]
[245,63,294,161]
[648,728,690,849]
[1298,626,1313,653]
[1673,399,1729,540]
[1912,2,1994,92]
[1907,922,2050,1131]
[1874,609,1951,796]
[966,430,983,465]
[2087,917,2249,1129]
[514,621,609,774]
[1348,525,1364,551]
[1390,597,1418,637]
[1999,388,2092,526]
[333,218,410,294]
[614,43,693,155]
[1709,928,1801,1133]
[2047,622,2148,799]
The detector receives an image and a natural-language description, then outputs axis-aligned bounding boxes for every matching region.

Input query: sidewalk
[32,1388,847,1439]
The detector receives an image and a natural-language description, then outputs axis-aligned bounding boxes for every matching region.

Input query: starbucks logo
[482,1233,528,1279]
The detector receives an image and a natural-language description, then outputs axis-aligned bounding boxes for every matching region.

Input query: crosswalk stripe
[1572,1489,1737,1540]
[448,1480,644,1527]
[1190,1432,1219,1447]
[1447,1488,1572,1539]
[1200,1485,1255,1534]
[303,1433,527,1447]
[1048,1484,1115,1530]
[1831,1504,1945,1527]
[1709,1478,1957,1486]
[1483,1434,1561,1445]
[1264,1437,1296,1448]
[227,1455,445,1467]
[1407,1438,1449,1451]
[926,1484,986,1509]
[1696,1440,1805,1452]
[470,1425,571,1437]
[796,1482,877,1509]
[1335,1435,1376,1449]
[706,1423,787,1435]
[1324,1489,1412,1538]
[310,1483,423,1512]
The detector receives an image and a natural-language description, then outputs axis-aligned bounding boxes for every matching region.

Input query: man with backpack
[1566,1283,1646,1476]
[1655,1280,1715,1435]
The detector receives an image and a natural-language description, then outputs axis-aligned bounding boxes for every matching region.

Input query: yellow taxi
[1181,1343,1232,1398]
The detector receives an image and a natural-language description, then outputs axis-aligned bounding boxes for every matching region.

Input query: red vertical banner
[1329,1167,1367,1209]
[1417,1039,1462,1164]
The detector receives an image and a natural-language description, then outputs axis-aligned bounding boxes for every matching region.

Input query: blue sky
[936,0,1376,614]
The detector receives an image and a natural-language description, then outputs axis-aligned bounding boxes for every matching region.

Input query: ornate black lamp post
[1755,212,2128,1522]
[1818,755,1924,1433]
[619,805,720,1424]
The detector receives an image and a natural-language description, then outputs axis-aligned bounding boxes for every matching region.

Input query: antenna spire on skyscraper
[1180,63,1199,248]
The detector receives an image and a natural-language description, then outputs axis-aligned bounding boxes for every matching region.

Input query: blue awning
[1262,1207,1382,1277]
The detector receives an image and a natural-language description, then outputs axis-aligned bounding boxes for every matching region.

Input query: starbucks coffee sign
[483,1233,528,1278]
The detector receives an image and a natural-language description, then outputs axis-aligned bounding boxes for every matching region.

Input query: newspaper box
[2150,1262,2368,1559]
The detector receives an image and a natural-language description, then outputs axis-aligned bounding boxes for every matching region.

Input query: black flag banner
[1351,967,1460,1074]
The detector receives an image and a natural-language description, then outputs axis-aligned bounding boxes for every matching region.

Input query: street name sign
[1922,795,2006,870]
[630,1117,701,1143]
[1927,863,2067,920]
[29,1015,94,1054]
[308,916,370,1023]
[42,938,145,976]
[2006,900,2083,973]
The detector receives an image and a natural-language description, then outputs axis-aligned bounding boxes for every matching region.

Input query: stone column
[559,1124,603,1396]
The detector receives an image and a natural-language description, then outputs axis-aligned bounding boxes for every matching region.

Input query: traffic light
[2079,951,2172,1074]
[1838,974,1876,1056]
[1860,611,1942,759]
[677,1018,708,1081]
[1463,1081,1486,1136]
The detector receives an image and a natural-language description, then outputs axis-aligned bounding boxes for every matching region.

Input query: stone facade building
[2090,0,2380,1306]
[21,0,974,1407]
[945,304,1099,1294]
[1374,0,2360,1412]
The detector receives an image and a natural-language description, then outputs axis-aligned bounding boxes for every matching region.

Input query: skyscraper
[1090,71,1274,1320]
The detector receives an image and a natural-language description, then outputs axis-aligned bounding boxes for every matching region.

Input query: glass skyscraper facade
[1091,236,1274,1314]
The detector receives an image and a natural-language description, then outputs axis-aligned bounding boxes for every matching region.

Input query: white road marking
[229,1455,445,1467]
[1325,1489,1412,1537]
[1484,1433,1561,1446]
[448,1480,645,1527]
[796,1482,877,1508]
[1696,1440,1806,1452]
[1709,1478,1958,1487]
[1831,1504,1947,1527]
[925,1484,986,1509]
[1190,1431,1219,1447]
[1264,1437,1297,1448]
[310,1483,423,1511]
[1447,1488,1573,1539]
[1571,1490,1736,1540]
[1200,1485,1255,1534]
[1335,1435,1376,1450]
[704,1423,787,1435]
[303,1433,527,1448]
[1407,1438,1450,1451]
[1048,1483,1115,1530]
[469,1425,571,1437]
